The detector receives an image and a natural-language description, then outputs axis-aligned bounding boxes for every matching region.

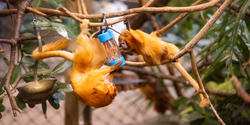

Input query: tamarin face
[118,30,136,52]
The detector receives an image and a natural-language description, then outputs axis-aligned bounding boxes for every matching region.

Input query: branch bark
[155,0,203,36]
[121,66,187,83]
[125,0,233,67]
[232,75,250,103]
[0,0,220,26]
[3,0,31,117]
[190,50,225,125]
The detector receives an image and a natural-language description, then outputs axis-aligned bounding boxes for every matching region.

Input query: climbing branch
[232,76,250,103]
[0,0,220,26]
[190,50,225,125]
[155,0,204,36]
[126,0,233,66]
[3,0,30,117]
[121,66,187,83]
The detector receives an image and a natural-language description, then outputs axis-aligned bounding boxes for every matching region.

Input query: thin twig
[155,0,203,36]
[0,38,13,44]
[4,0,31,116]
[121,66,187,83]
[190,50,225,125]
[232,75,250,103]
[58,7,83,23]
[167,64,183,97]
[139,0,160,30]
[190,51,208,98]
[26,7,48,17]
[0,36,38,44]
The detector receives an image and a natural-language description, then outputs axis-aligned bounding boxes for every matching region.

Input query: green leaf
[56,82,70,90]
[42,101,47,114]
[48,97,60,109]
[44,0,65,8]
[3,57,9,66]
[245,18,250,31]
[31,0,43,7]
[190,118,205,125]
[22,56,35,68]
[28,103,35,108]
[0,104,5,112]
[22,40,38,54]
[203,118,218,125]
[180,106,193,115]
[0,76,6,89]
[10,65,21,84]
[172,97,188,110]
[191,103,203,114]
[51,22,77,40]
[22,68,51,78]
[37,61,50,70]
[0,113,2,119]
[206,79,236,94]
[16,97,26,110]
[0,98,2,103]
[52,61,72,74]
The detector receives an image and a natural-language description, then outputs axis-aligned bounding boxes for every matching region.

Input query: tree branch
[190,50,225,125]
[0,0,220,26]
[155,0,204,36]
[232,75,250,103]
[3,0,30,117]
[125,0,233,67]
[121,66,187,83]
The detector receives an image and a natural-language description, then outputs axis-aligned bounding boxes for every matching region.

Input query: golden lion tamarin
[32,20,120,108]
[119,29,209,107]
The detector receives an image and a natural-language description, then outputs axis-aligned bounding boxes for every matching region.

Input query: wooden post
[64,0,91,125]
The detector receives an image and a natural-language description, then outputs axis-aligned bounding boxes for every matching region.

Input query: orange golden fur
[32,21,120,108]
[119,29,209,107]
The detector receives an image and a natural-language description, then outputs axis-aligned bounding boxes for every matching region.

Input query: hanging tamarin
[32,20,121,108]
[119,29,209,108]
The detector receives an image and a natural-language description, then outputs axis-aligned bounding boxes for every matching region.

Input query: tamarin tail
[173,62,209,107]
[32,38,74,61]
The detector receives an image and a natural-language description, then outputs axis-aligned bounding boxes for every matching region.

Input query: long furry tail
[32,38,74,61]
[173,62,209,107]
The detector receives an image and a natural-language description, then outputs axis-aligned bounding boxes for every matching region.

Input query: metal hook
[99,13,127,37]
[124,20,130,30]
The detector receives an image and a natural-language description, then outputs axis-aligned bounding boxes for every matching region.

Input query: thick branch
[125,0,232,67]
[232,76,250,103]
[0,0,220,27]
[165,0,233,63]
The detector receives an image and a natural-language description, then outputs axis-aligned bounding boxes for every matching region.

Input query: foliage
[165,0,250,124]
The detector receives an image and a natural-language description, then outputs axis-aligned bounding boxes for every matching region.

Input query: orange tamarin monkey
[119,29,209,108]
[32,20,121,108]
